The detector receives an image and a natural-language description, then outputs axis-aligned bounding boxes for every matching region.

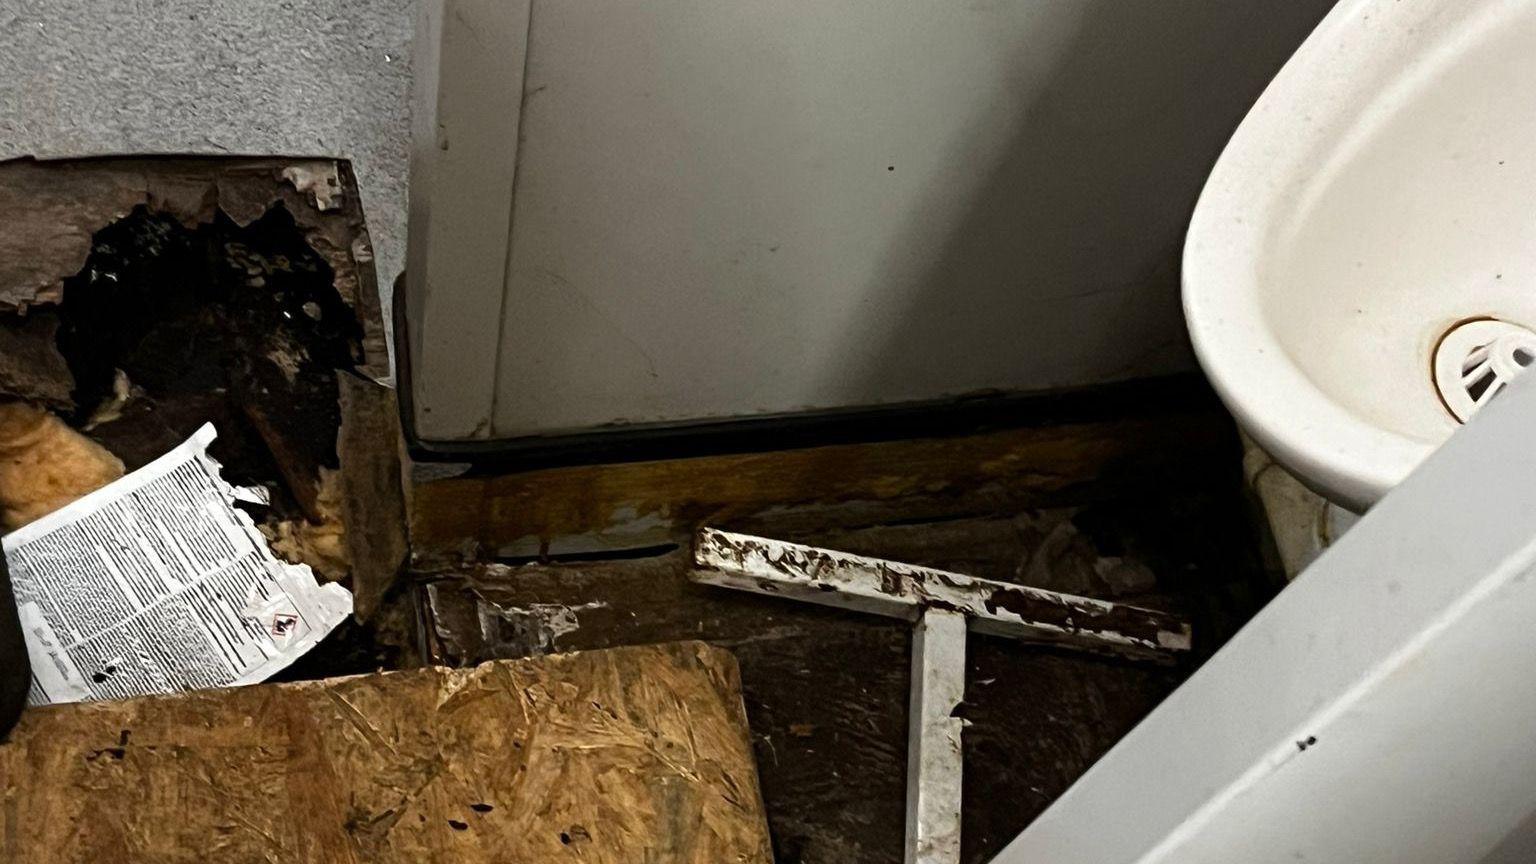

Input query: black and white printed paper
[2,424,352,705]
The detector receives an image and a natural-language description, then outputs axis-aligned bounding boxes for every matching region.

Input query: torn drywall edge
[0,163,406,601]
[0,156,389,382]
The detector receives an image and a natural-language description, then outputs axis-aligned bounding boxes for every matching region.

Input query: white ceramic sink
[1184,0,1536,512]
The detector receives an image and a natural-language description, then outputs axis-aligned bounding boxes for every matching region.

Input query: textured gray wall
[0,0,412,347]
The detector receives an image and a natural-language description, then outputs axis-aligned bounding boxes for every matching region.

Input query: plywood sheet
[0,641,771,864]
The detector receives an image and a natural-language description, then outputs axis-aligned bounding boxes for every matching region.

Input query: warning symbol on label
[270,614,299,637]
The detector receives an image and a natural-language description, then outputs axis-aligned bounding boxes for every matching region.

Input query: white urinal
[1183,0,1536,512]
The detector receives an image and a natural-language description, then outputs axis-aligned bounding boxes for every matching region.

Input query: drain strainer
[1433,318,1536,423]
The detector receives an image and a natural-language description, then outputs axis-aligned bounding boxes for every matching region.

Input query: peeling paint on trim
[692,528,1190,661]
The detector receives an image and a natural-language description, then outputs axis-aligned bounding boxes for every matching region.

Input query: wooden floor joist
[410,406,1233,561]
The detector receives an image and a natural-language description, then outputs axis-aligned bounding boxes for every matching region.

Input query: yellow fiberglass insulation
[0,402,124,532]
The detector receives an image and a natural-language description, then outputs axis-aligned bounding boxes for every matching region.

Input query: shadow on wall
[848,0,1339,401]
[1480,805,1536,864]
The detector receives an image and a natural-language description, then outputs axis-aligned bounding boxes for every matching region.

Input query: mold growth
[49,202,364,548]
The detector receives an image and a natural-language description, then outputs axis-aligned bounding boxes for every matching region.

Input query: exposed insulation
[263,466,350,580]
[0,402,124,531]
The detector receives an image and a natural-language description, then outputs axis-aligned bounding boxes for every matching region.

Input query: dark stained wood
[337,374,411,620]
[410,407,1234,562]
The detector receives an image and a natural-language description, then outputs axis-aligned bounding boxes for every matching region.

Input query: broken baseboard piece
[3,423,351,705]
[693,527,1192,864]
[693,527,1191,661]
[0,642,773,863]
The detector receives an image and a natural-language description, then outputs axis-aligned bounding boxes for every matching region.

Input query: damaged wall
[0,157,408,626]
[0,0,411,352]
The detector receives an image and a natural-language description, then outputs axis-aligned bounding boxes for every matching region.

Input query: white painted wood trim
[692,528,1190,661]
[906,608,967,864]
[994,373,1536,864]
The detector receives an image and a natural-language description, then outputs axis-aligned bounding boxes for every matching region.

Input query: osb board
[0,642,772,864]
[411,409,1232,560]
[423,553,915,864]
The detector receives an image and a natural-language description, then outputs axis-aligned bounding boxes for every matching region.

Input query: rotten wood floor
[340,379,1279,864]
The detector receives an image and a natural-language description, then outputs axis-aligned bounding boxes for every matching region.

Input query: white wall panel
[410,0,1337,441]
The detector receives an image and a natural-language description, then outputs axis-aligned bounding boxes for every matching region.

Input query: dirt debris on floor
[410,391,1279,864]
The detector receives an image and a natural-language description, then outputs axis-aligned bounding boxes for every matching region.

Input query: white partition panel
[408,0,1335,441]
[995,373,1536,863]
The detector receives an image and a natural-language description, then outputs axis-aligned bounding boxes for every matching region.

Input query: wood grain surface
[0,642,772,864]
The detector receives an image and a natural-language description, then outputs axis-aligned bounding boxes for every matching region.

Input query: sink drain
[1432,318,1536,423]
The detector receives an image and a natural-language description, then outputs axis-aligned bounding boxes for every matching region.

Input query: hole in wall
[48,203,364,525]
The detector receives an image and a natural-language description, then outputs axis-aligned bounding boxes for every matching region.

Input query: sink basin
[1184,0,1536,512]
